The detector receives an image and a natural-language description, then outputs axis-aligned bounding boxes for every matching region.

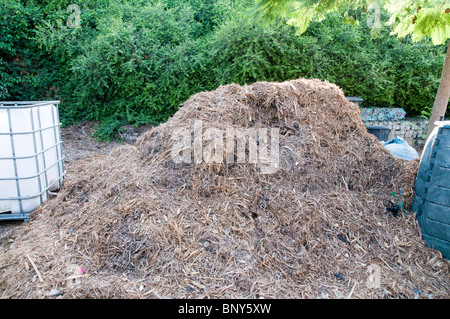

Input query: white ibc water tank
[0,101,65,220]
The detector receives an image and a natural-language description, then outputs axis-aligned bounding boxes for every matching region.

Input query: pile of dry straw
[1,78,449,298]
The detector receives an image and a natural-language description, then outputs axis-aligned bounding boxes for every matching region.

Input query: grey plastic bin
[411,121,450,259]
[366,125,390,141]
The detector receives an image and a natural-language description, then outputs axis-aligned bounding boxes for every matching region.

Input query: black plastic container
[365,125,390,141]
[411,121,450,259]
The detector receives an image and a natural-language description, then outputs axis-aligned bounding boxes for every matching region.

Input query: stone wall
[364,118,429,151]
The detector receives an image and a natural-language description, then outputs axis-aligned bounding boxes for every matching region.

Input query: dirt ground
[0,121,150,240]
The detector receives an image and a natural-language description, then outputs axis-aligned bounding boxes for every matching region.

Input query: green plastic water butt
[411,121,450,259]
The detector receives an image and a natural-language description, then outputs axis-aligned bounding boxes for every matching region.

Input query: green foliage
[210,12,323,85]
[0,0,43,99]
[1,0,447,141]
[257,0,450,45]
[309,11,445,112]
[68,1,214,127]
[387,0,450,45]
[211,8,445,113]
[93,117,127,142]
[390,191,407,217]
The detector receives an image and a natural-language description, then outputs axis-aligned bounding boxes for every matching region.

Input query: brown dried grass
[0,78,448,299]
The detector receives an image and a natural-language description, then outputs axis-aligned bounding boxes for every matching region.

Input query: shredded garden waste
[0,78,448,299]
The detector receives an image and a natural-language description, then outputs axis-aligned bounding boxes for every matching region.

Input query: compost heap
[1,79,449,299]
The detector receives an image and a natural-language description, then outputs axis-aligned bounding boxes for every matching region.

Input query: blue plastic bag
[382,136,419,161]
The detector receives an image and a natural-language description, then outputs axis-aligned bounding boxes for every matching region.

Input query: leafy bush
[306,11,445,115]
[1,1,447,141]
[210,12,324,85]
[210,9,446,116]
[68,2,212,127]
[0,0,43,100]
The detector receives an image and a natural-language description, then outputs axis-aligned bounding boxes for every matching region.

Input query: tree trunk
[427,41,450,137]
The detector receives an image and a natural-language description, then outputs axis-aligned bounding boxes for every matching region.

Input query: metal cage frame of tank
[0,101,65,221]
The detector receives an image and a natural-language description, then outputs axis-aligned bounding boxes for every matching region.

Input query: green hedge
[1,1,446,141]
[210,10,446,116]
